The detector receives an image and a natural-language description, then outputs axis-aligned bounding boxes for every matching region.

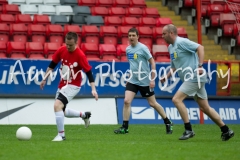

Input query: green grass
[0,124,239,160]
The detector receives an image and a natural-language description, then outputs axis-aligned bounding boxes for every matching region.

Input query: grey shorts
[178,82,208,101]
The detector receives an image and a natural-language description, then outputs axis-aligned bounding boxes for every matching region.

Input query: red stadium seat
[184,0,194,7]
[26,42,44,59]
[224,4,231,13]
[100,26,117,46]
[126,8,143,17]
[201,5,208,17]
[64,25,81,36]
[152,45,170,62]
[99,44,117,61]
[122,17,139,26]
[177,27,188,38]
[129,0,146,8]
[46,25,64,44]
[210,14,220,26]
[233,24,239,37]
[0,14,15,24]
[116,44,128,60]
[0,41,6,58]
[2,4,21,15]
[143,8,160,18]
[81,43,100,61]
[223,24,234,36]
[220,13,236,26]
[91,7,109,17]
[28,24,46,43]
[0,0,7,4]
[136,26,152,38]
[156,18,172,27]
[121,37,129,45]
[118,26,132,38]
[153,27,163,40]
[82,25,99,37]
[10,24,28,42]
[109,7,126,17]
[156,38,168,46]
[7,42,26,58]
[96,0,113,7]
[104,16,122,26]
[139,38,152,48]
[211,0,225,4]
[15,14,32,25]
[82,25,99,44]
[113,0,130,7]
[33,15,51,25]
[139,17,156,27]
[0,23,9,42]
[44,42,61,59]
[78,0,96,6]
[207,4,224,17]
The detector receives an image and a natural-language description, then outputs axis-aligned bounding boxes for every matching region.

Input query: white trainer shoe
[52,135,66,141]
[82,112,91,128]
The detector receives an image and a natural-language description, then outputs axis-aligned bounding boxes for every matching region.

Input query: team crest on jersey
[170,51,178,60]
[127,53,138,60]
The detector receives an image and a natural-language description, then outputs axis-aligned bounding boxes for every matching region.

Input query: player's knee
[148,101,157,107]
[124,98,131,106]
[172,96,180,104]
[54,100,64,112]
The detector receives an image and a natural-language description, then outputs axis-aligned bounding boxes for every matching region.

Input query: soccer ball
[16,126,32,141]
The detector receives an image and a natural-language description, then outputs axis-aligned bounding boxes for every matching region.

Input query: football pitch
[0,124,239,160]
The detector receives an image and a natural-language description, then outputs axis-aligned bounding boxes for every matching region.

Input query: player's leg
[142,87,173,134]
[62,85,91,128]
[195,85,234,141]
[52,90,68,141]
[114,83,137,134]
[173,82,197,140]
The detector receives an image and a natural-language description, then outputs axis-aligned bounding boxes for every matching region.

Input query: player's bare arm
[196,45,204,75]
[160,68,176,83]
[40,67,54,90]
[86,70,98,101]
[148,57,156,88]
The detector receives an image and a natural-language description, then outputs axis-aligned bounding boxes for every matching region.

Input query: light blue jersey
[168,36,207,83]
[126,42,152,86]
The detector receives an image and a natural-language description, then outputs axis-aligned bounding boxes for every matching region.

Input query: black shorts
[126,82,155,97]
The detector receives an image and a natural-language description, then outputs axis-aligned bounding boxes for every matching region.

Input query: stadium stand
[2,0,179,62]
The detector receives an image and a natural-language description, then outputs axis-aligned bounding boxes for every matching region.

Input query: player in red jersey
[40,32,98,141]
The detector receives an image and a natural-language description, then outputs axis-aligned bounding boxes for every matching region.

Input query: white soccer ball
[16,126,32,141]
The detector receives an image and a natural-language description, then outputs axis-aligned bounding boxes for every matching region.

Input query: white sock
[65,108,85,118]
[55,111,65,137]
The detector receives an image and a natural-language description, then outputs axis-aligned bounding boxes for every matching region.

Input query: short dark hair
[128,27,139,36]
[65,32,78,42]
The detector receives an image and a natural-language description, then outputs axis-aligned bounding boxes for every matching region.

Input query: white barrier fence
[0,98,118,125]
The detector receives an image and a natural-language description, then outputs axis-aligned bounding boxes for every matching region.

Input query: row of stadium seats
[0,13,171,27]
[0,4,159,18]
[183,0,240,47]
[7,0,147,8]
[0,41,170,62]
[0,24,187,45]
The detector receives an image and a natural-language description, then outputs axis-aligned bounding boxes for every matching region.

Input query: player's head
[162,24,177,44]
[128,28,139,46]
[65,32,78,52]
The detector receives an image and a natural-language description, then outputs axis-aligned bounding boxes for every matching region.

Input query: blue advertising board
[116,98,240,124]
[0,59,217,96]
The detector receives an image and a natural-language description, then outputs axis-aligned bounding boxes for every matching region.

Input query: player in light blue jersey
[114,28,173,134]
[161,24,234,141]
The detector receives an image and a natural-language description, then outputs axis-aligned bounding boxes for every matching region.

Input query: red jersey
[52,46,92,89]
